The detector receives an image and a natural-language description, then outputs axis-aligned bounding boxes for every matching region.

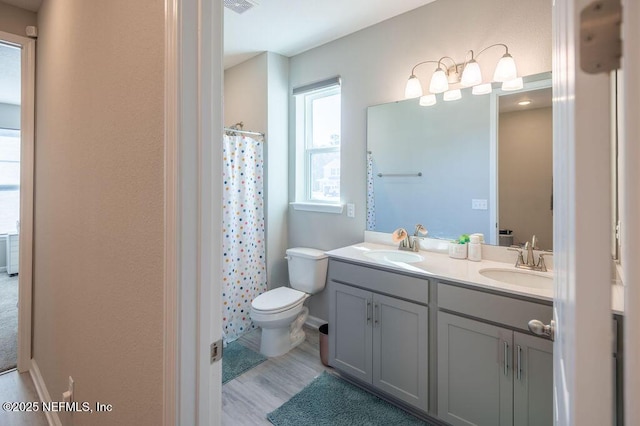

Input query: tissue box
[449,242,468,259]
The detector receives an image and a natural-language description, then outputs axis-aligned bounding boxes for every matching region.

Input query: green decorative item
[458,234,470,244]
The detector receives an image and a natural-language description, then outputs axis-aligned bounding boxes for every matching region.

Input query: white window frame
[291,78,343,213]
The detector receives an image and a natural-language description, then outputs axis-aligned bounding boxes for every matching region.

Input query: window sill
[290,202,344,214]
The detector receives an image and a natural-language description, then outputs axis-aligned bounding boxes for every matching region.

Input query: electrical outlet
[347,203,355,218]
[471,199,488,210]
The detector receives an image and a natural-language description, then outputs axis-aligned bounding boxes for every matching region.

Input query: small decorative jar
[449,242,468,259]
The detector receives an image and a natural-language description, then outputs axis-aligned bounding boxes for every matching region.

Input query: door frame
[622,0,640,423]
[163,1,223,425]
[0,30,36,374]
[552,0,613,424]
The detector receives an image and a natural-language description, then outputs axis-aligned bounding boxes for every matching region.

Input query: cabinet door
[329,281,373,383]
[372,293,429,411]
[438,312,513,426]
[513,332,553,426]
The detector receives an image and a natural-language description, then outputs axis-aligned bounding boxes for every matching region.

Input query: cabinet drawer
[438,282,552,332]
[329,260,429,304]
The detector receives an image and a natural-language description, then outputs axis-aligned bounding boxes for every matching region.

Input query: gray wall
[288,0,552,321]
[34,0,165,424]
[0,103,20,129]
[0,2,37,37]
[368,94,492,239]
[224,52,290,288]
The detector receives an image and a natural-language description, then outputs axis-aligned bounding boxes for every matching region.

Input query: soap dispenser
[468,234,482,261]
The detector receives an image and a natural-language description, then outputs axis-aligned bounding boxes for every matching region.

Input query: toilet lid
[252,287,306,313]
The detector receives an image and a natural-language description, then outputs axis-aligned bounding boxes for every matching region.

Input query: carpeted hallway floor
[0,272,18,373]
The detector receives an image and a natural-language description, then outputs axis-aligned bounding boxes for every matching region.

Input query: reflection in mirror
[498,87,553,250]
[366,72,552,248]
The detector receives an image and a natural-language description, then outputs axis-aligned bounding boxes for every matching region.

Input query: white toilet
[250,247,328,357]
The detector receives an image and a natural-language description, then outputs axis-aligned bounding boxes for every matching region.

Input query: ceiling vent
[224,0,259,14]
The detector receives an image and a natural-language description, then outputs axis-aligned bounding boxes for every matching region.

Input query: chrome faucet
[508,235,551,272]
[398,224,428,252]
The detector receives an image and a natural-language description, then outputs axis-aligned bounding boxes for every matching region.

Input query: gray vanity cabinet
[513,332,553,426]
[331,282,373,383]
[328,261,430,412]
[372,293,428,410]
[437,311,513,426]
[437,311,553,426]
[437,282,554,426]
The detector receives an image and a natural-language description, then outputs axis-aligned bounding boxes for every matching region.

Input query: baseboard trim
[29,360,62,426]
[305,315,326,330]
[0,266,6,273]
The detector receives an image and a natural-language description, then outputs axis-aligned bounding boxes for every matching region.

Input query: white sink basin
[363,250,424,264]
[479,268,553,289]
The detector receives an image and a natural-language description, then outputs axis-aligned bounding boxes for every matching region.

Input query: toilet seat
[251,287,307,314]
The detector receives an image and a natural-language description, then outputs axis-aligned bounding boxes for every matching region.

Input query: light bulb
[404,75,423,99]
[443,89,462,101]
[501,77,523,91]
[472,83,493,95]
[461,60,482,87]
[419,94,437,106]
[429,68,449,94]
[493,53,518,82]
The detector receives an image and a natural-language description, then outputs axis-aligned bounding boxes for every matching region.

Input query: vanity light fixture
[405,75,423,99]
[472,83,493,95]
[419,94,437,106]
[404,43,519,106]
[502,77,524,91]
[443,89,462,101]
[428,65,450,94]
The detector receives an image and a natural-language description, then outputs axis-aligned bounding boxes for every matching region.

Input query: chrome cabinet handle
[374,303,380,327]
[504,341,509,376]
[517,345,522,381]
[366,300,372,326]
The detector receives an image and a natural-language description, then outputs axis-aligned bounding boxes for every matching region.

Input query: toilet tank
[286,247,329,294]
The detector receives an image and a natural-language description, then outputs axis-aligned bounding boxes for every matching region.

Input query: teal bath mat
[267,372,434,426]
[222,341,267,384]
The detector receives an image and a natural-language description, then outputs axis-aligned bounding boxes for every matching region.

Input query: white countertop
[326,242,625,315]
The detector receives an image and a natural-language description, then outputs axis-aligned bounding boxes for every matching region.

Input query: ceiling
[0,0,41,12]
[224,0,436,69]
[499,87,552,113]
[0,42,21,105]
[2,0,438,71]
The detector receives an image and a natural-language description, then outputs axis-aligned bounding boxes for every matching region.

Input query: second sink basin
[363,250,424,264]
[479,268,553,289]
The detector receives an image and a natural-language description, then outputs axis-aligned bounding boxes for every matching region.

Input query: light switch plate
[472,199,488,210]
[347,203,355,218]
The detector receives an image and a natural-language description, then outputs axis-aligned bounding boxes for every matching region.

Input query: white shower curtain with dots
[222,134,266,342]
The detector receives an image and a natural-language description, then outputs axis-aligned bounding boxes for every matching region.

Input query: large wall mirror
[367,72,553,250]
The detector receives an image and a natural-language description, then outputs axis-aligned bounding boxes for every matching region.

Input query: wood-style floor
[0,369,48,426]
[222,326,332,425]
[0,327,327,426]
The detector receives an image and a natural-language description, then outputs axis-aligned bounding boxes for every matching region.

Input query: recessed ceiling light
[517,100,532,106]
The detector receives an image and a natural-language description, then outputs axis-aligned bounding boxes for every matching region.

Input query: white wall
[33,1,165,424]
[289,0,552,321]
[224,53,268,131]
[224,52,290,288]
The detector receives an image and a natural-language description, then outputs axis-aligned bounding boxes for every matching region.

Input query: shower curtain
[222,134,266,342]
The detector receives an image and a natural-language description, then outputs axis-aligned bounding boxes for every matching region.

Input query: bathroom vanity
[326,242,623,426]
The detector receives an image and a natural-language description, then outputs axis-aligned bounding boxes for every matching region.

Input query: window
[293,78,341,209]
[0,128,20,234]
